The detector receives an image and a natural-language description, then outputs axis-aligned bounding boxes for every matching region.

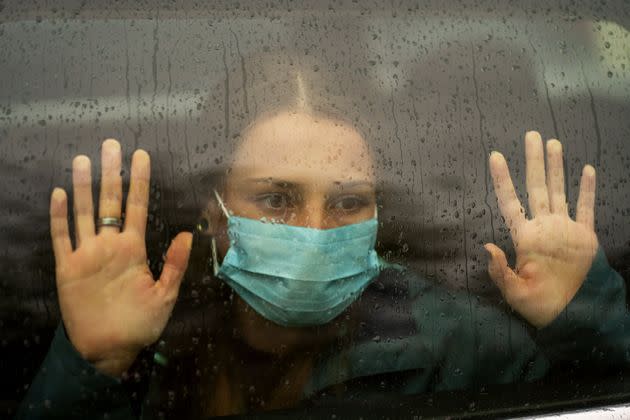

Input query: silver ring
[96,217,123,229]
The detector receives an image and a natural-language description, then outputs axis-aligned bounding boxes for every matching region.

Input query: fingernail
[72,156,91,182]
[52,187,63,200]
[102,138,121,151]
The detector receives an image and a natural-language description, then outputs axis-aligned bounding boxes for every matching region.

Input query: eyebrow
[245,178,374,189]
[246,178,297,188]
[331,180,374,189]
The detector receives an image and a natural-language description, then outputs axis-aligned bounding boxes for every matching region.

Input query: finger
[156,232,193,301]
[525,131,550,217]
[484,243,520,296]
[576,165,596,230]
[124,150,151,237]
[98,139,123,233]
[50,188,72,267]
[546,139,568,215]
[489,151,526,232]
[72,155,95,247]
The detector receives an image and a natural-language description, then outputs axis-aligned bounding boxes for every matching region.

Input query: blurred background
[1,0,629,416]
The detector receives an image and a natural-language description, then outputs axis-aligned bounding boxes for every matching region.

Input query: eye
[254,192,295,212]
[330,195,368,212]
[264,193,287,210]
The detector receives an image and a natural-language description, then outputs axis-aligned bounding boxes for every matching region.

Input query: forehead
[229,111,375,186]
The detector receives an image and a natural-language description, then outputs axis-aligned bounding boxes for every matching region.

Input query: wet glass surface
[1,1,629,418]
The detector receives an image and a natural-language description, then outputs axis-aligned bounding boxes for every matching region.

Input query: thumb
[484,243,519,295]
[157,231,193,298]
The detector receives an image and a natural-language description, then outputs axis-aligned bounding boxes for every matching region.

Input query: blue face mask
[212,190,381,327]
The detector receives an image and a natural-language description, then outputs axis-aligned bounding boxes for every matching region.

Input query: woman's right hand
[49,139,192,377]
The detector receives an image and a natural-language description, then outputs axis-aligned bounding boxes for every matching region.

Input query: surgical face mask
[211,190,381,327]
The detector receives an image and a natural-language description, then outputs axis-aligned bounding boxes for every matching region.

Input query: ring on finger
[96,217,123,230]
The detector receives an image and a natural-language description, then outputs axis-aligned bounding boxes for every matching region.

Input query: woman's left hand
[485,131,599,328]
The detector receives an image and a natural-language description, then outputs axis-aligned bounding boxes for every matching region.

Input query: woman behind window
[16,61,630,419]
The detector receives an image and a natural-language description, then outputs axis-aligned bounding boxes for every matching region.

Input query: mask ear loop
[210,189,230,276]
[213,189,231,218]
[211,237,219,277]
[195,217,220,277]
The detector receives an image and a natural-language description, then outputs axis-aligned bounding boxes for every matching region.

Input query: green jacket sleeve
[306,248,629,398]
[14,324,135,420]
[534,246,630,367]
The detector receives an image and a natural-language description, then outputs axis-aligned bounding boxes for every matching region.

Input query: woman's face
[223,110,377,229]
[210,110,377,353]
